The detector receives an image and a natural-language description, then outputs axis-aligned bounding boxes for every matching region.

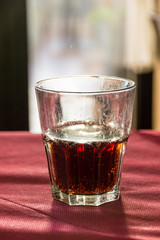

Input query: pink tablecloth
[0,131,160,240]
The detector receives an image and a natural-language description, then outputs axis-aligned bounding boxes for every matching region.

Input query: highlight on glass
[35,75,136,206]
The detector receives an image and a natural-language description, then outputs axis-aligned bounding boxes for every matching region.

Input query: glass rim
[35,75,136,95]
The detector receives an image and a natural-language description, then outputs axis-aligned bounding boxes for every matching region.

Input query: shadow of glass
[49,196,129,239]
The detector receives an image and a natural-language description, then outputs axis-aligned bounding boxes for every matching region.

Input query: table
[0,131,160,240]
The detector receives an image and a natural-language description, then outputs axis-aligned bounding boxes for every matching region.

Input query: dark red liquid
[44,128,127,195]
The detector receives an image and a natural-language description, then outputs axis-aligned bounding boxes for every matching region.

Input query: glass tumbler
[35,76,135,206]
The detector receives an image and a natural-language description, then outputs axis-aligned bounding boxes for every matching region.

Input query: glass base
[51,185,120,206]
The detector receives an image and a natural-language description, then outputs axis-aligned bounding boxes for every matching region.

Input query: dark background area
[137,71,152,129]
[0,0,28,131]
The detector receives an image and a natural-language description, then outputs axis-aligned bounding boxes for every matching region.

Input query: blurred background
[0,0,160,132]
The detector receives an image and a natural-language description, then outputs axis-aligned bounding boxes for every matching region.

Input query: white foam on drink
[45,121,125,144]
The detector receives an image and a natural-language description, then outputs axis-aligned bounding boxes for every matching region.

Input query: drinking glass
[35,75,135,206]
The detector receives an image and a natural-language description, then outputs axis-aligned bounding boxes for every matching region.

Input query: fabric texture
[0,131,160,240]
